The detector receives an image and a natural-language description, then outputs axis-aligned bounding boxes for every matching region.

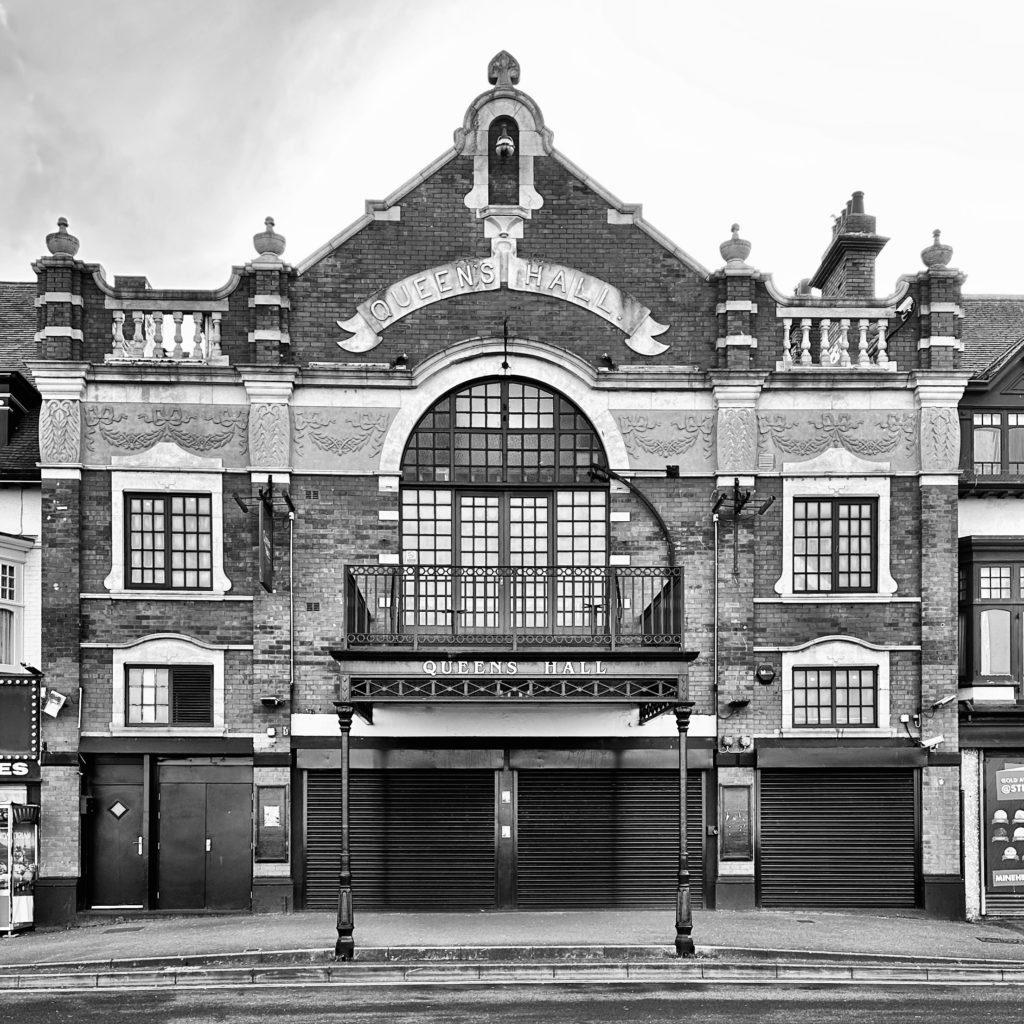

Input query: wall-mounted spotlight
[754,663,776,686]
[260,695,286,709]
[391,353,408,368]
[600,353,616,371]
[721,698,750,720]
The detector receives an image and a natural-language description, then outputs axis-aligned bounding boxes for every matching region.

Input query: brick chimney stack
[809,191,888,302]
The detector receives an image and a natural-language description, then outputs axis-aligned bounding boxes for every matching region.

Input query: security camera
[896,296,915,320]
[920,734,944,750]
[260,695,285,708]
[930,694,958,710]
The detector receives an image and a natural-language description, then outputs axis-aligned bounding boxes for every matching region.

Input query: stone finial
[488,50,520,88]
[719,223,752,264]
[253,216,286,258]
[45,217,79,257]
[921,228,953,269]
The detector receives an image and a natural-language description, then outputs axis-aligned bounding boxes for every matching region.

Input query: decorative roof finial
[488,51,520,88]
[921,228,953,269]
[720,223,752,265]
[253,216,286,258]
[46,216,80,257]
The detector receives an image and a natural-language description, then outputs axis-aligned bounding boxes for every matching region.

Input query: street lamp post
[674,701,696,956]
[333,700,355,960]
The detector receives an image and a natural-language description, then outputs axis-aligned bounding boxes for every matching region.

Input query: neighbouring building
[3,53,984,932]
[956,293,1024,918]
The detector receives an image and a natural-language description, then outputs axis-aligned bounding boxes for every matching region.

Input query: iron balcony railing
[344,564,684,650]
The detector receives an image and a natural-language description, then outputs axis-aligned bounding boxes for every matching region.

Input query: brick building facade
[4,51,1012,934]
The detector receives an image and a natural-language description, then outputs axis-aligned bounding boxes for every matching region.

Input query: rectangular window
[962,557,1024,684]
[125,665,213,725]
[0,561,20,667]
[126,493,213,589]
[793,667,877,727]
[972,412,1024,475]
[793,498,877,593]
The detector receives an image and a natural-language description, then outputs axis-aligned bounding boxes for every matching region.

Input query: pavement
[5,908,1024,988]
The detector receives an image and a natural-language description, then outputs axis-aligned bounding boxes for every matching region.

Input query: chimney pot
[851,191,865,214]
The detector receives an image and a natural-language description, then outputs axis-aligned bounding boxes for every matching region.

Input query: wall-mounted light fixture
[495,124,515,159]
[260,695,286,709]
[391,353,408,369]
[754,663,776,686]
[721,698,750,720]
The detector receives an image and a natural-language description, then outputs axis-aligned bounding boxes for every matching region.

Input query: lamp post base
[334,935,355,961]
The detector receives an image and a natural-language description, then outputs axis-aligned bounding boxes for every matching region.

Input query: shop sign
[996,769,1024,799]
[0,761,38,781]
[422,659,609,677]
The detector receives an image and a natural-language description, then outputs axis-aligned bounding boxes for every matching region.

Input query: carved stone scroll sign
[40,399,82,463]
[337,256,670,357]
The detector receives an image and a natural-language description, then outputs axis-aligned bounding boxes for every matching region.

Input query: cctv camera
[920,734,944,750]
[931,694,957,710]
[896,296,915,319]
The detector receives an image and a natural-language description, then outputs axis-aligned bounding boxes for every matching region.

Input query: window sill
[756,595,920,604]
[780,728,897,739]
[83,591,252,602]
[106,726,227,736]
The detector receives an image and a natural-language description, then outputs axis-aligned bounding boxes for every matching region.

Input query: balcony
[343,564,684,651]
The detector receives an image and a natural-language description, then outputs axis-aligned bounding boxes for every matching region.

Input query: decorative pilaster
[715,225,758,370]
[247,218,292,363]
[674,701,696,957]
[242,370,297,486]
[28,363,89,478]
[33,219,85,361]
[711,377,764,486]
[333,700,355,960]
[917,231,965,371]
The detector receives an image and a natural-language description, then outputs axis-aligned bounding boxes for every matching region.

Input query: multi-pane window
[402,379,606,485]
[126,494,213,589]
[959,555,1024,684]
[792,667,877,727]
[125,665,213,725]
[400,380,609,637]
[793,498,877,593]
[0,562,17,666]
[973,412,1024,475]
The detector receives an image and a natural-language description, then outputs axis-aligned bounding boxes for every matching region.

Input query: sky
[1,0,1023,297]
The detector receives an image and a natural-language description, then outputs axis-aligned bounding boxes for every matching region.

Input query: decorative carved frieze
[617,413,714,462]
[717,407,757,473]
[249,403,290,468]
[84,406,248,455]
[920,407,961,473]
[294,411,393,460]
[758,412,918,463]
[40,399,81,463]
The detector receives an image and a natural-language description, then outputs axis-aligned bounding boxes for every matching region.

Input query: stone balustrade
[107,310,227,364]
[779,313,895,370]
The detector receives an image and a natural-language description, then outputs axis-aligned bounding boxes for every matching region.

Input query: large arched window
[400,380,609,634]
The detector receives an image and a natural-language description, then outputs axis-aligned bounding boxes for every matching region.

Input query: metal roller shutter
[516,769,704,909]
[758,769,917,908]
[305,769,496,910]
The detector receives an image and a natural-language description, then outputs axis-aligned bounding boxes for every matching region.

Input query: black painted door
[89,778,147,909]
[158,761,252,910]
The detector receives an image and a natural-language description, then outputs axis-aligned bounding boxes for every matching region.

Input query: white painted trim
[103,453,232,594]
[774,448,897,597]
[248,295,291,308]
[110,634,225,731]
[40,467,82,480]
[756,634,919,653]
[81,593,252,602]
[918,335,964,351]
[781,635,891,732]
[723,334,757,348]
[716,302,758,314]
[919,474,960,486]
[296,149,459,275]
[34,327,83,341]
[549,148,710,278]
[35,293,83,306]
[755,597,920,606]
